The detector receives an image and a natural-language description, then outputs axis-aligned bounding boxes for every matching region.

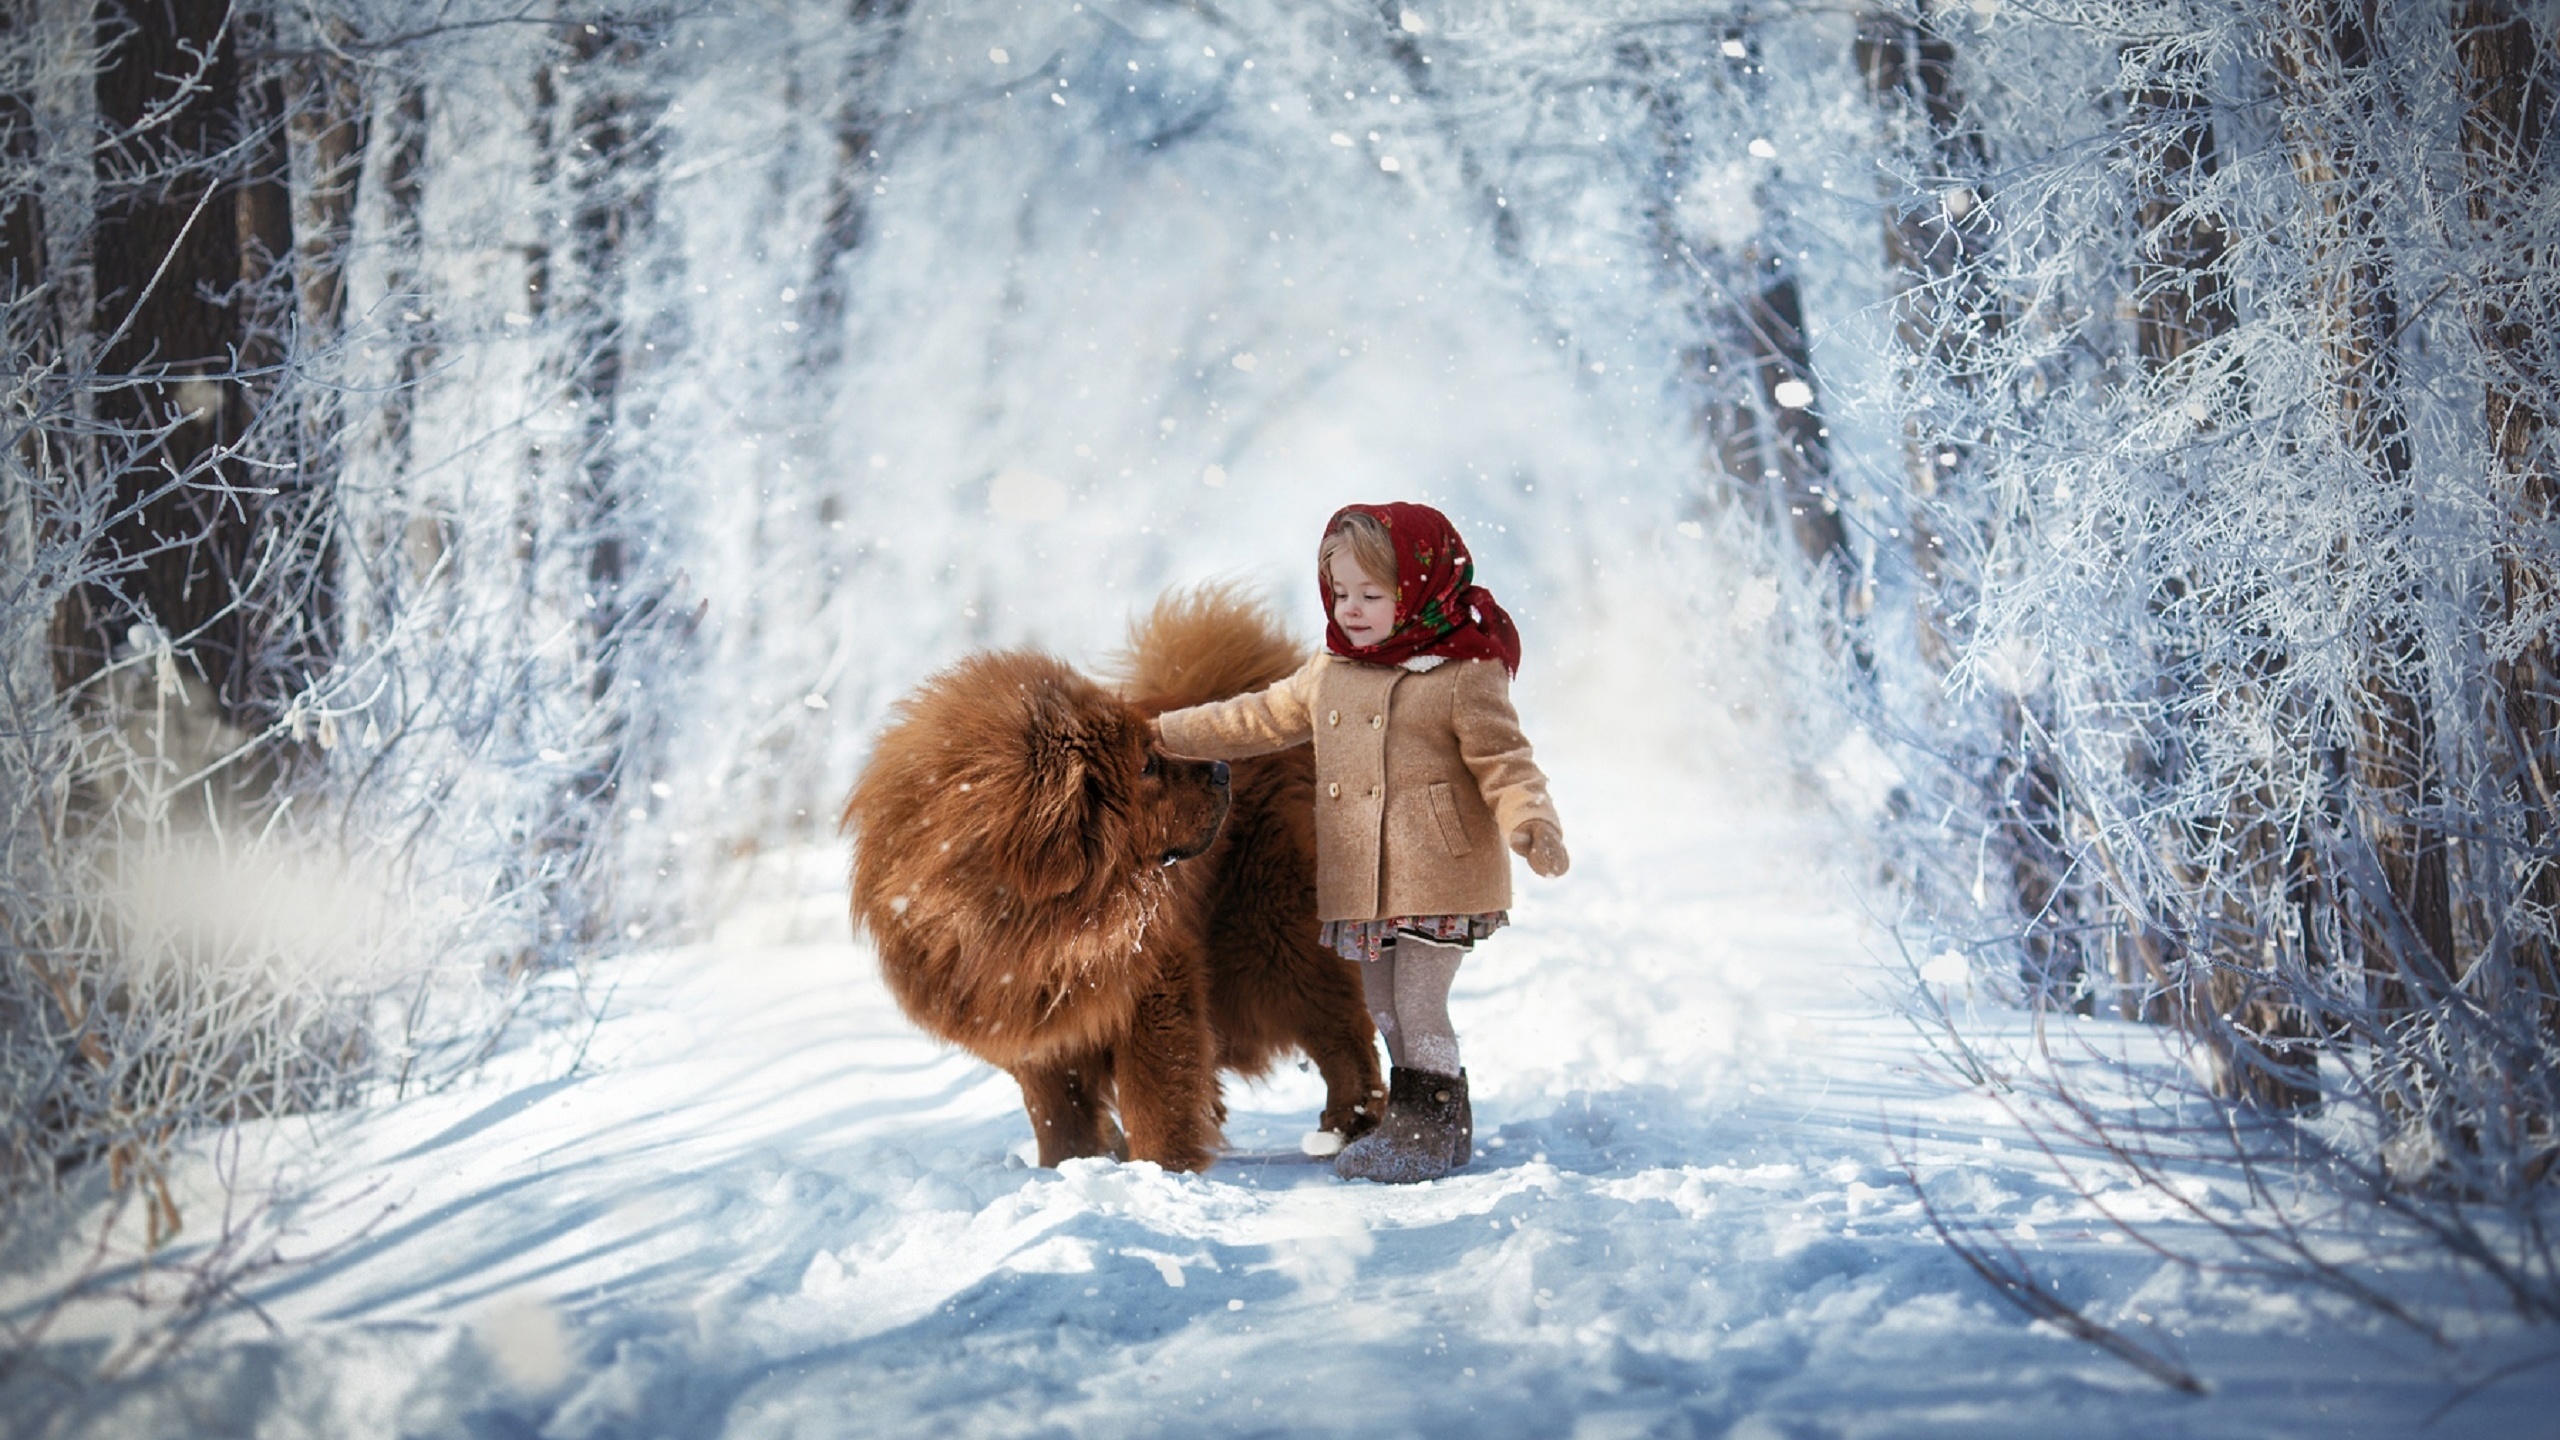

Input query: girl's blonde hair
[1319,511,1398,594]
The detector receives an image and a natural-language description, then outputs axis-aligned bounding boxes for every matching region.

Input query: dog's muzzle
[1159,759,1233,867]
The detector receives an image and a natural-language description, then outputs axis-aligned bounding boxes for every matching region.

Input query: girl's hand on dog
[1510,819,1570,878]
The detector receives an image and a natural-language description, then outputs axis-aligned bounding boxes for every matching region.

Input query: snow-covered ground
[14,747,2551,1439]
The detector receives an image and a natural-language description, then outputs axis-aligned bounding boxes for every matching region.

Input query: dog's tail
[1112,583,1306,712]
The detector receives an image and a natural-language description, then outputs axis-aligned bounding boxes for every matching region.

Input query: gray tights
[1358,934,1464,1076]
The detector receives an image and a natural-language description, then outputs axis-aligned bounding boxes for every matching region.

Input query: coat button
[1328,782,1340,798]
[1370,784,1381,797]
[1328,710,1340,725]
[1369,714,1381,729]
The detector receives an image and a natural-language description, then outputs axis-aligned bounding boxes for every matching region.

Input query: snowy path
[21,762,2548,1438]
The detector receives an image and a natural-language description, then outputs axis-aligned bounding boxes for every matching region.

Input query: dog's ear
[999,749,1094,903]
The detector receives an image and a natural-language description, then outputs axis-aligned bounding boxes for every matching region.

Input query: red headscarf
[1320,502,1522,677]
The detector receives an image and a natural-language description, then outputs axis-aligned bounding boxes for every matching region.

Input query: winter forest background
[6,0,2560,1428]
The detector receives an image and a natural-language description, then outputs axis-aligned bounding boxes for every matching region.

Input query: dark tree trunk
[2,0,48,715]
[1625,30,1847,581]
[507,18,671,961]
[1733,260,1846,574]
[286,47,362,347]
[0,2,37,298]
[1857,9,2005,580]
[794,0,913,377]
[373,79,432,485]
[2273,0,2448,995]
[561,20,657,720]
[2127,43,2235,372]
[1856,7,1999,605]
[2451,1,2560,1056]
[2117,37,2322,1106]
[76,0,310,731]
[1858,9,2082,1010]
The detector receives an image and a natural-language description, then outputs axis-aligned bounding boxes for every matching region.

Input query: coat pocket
[1426,781,1473,858]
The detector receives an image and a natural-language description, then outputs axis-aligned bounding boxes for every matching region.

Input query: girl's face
[1328,550,1395,648]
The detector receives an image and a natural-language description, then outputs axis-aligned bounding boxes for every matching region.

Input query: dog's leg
[1014,1053,1115,1167]
[1114,981,1222,1172]
[1313,1037,1387,1141]
[1303,958,1388,1141]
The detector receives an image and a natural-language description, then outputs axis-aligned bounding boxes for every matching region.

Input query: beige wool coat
[1155,653,1562,923]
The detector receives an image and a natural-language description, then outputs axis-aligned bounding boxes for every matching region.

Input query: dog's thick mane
[840,584,1382,1166]
[1110,584,1305,713]
[844,649,1143,912]
[843,648,1175,1061]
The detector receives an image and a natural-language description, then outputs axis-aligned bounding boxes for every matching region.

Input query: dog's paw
[1298,1129,1348,1158]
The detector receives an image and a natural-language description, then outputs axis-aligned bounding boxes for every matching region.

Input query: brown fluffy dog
[841,588,1384,1172]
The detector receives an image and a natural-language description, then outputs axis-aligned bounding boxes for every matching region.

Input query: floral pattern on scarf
[1322,501,1522,677]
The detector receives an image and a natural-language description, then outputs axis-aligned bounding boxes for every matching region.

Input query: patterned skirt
[1318,912,1508,966]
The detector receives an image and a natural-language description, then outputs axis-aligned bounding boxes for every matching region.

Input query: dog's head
[846,651,1232,912]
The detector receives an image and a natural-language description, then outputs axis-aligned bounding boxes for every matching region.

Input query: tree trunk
[2273,0,2448,991]
[2,0,49,737]
[1857,5,1998,607]
[560,21,658,732]
[2126,42,2234,371]
[508,18,672,961]
[2455,0,2560,1044]
[1623,29,1847,580]
[0,2,37,298]
[793,0,913,377]
[1733,260,1848,576]
[2266,0,2480,1165]
[286,46,362,347]
[1858,9,2082,1009]
[2121,36,2322,1106]
[77,0,306,732]
[372,78,433,486]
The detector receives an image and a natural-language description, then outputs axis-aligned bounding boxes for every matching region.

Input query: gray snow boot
[1334,1067,1470,1183]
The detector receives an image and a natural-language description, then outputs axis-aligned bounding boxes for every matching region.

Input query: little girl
[1154,502,1568,1183]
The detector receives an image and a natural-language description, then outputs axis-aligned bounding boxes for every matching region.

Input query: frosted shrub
[0,0,696,1366]
[1835,0,2560,1337]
